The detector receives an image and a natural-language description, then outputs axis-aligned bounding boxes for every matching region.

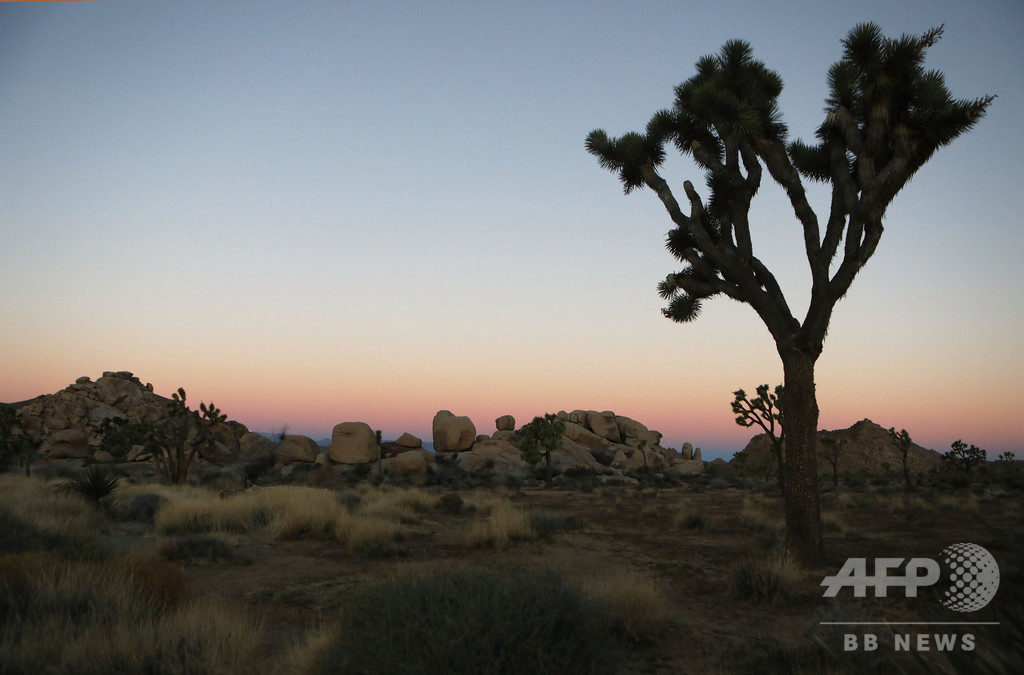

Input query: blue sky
[1,0,1022,459]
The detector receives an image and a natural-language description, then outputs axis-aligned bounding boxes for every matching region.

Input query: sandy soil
[107,484,1022,674]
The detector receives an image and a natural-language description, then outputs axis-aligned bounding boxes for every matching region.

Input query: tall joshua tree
[587,24,993,564]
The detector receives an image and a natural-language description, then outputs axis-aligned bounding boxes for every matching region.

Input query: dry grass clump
[465,498,533,548]
[0,474,101,556]
[737,496,784,533]
[359,487,439,524]
[730,549,804,603]
[576,569,665,642]
[670,503,713,531]
[153,485,414,552]
[935,492,979,513]
[820,509,849,534]
[885,494,935,517]
[0,550,266,674]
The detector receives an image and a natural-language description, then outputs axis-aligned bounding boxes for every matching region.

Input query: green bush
[320,570,621,674]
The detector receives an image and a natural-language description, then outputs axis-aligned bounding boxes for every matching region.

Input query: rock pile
[427,408,704,478]
[730,418,942,477]
[6,372,705,481]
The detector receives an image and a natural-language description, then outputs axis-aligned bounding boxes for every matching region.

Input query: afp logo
[821,543,1000,611]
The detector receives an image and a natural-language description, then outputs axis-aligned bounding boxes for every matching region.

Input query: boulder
[432,410,476,453]
[42,429,90,459]
[393,449,429,476]
[667,460,704,477]
[92,450,115,464]
[239,432,275,461]
[495,415,515,431]
[588,411,621,443]
[395,432,423,449]
[276,435,319,464]
[460,440,522,474]
[329,422,378,464]
[563,422,612,451]
[680,442,693,461]
[127,445,152,462]
[551,439,603,472]
[616,416,662,449]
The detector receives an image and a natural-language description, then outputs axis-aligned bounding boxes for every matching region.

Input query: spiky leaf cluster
[791,23,995,192]
[588,41,791,324]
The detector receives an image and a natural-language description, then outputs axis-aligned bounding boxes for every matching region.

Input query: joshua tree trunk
[771,441,785,492]
[779,347,823,565]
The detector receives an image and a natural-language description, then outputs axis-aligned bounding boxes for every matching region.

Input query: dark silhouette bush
[320,569,621,674]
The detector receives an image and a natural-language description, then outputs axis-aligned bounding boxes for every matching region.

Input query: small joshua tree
[733,385,784,490]
[518,414,565,489]
[942,439,986,475]
[151,388,227,485]
[887,427,914,491]
[819,433,844,489]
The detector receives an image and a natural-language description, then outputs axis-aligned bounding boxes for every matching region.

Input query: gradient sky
[2,1,1022,459]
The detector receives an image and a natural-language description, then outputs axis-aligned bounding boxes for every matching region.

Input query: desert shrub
[465,499,533,548]
[737,501,784,533]
[335,515,404,552]
[577,569,665,643]
[0,507,74,556]
[56,465,121,505]
[820,509,848,533]
[160,535,247,565]
[437,492,464,515]
[671,505,712,531]
[337,489,362,511]
[108,491,166,523]
[0,550,269,675]
[0,479,100,559]
[529,511,584,539]
[731,549,804,603]
[708,477,730,490]
[319,570,621,674]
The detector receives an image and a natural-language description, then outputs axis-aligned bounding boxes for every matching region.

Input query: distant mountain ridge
[729,418,943,477]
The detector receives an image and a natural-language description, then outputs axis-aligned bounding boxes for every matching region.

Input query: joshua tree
[587,24,993,563]
[151,388,227,485]
[942,439,986,475]
[517,414,565,489]
[887,427,914,491]
[732,385,784,490]
[819,433,845,489]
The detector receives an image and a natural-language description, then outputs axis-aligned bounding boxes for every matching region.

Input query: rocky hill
[729,418,943,478]
[3,372,704,480]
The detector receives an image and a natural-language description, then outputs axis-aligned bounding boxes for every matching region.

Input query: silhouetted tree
[819,433,845,489]
[517,414,565,489]
[732,385,784,490]
[887,427,914,491]
[151,388,227,484]
[587,24,993,564]
[943,439,986,475]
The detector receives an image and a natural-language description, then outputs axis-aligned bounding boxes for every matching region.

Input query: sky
[1,0,1022,460]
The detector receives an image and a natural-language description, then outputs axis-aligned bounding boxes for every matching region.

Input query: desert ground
[1,463,1021,674]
